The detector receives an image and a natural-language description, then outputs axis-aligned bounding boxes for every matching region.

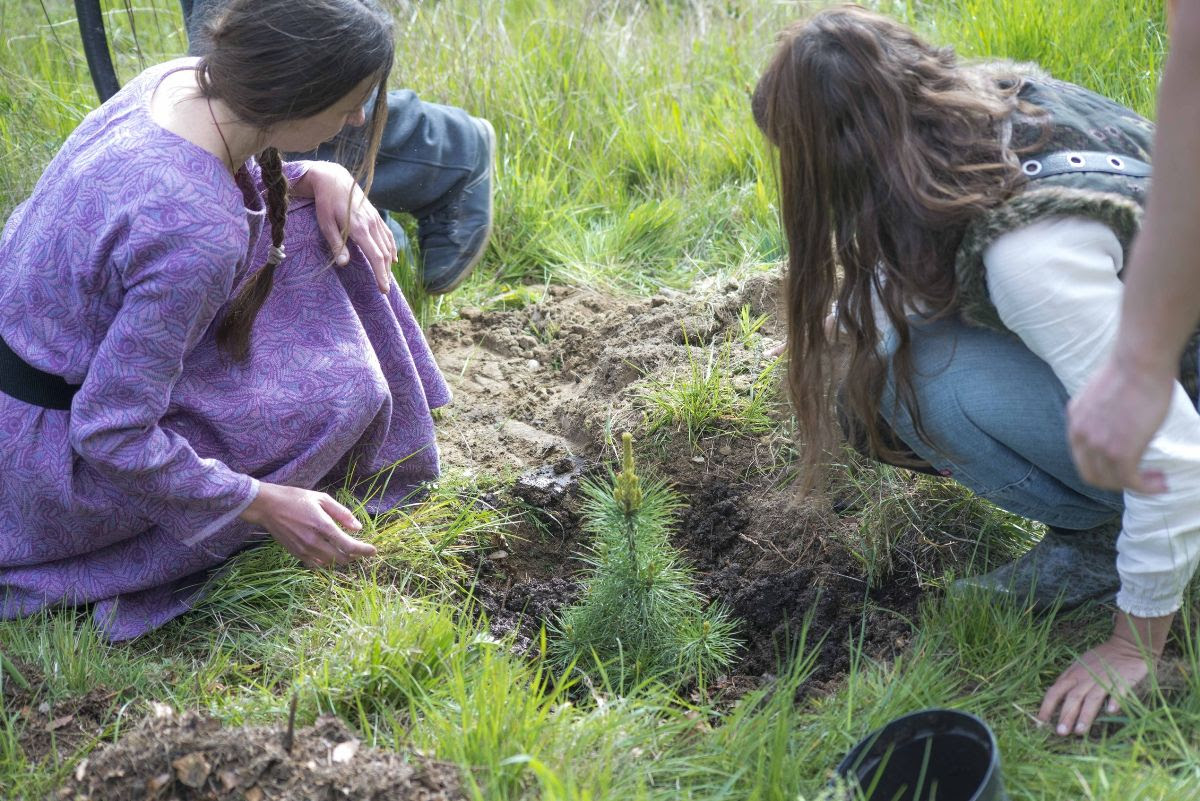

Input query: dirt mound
[434,274,940,695]
[59,709,463,801]
[430,272,782,478]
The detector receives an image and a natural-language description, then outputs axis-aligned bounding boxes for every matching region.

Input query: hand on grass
[765,310,838,359]
[1067,352,1173,494]
[293,162,397,293]
[1038,612,1172,736]
[239,481,376,569]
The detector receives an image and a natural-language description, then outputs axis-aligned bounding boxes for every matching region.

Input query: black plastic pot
[834,708,1007,801]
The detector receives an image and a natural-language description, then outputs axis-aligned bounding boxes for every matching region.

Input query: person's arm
[1067,0,1200,491]
[289,160,397,292]
[70,198,375,568]
[68,199,258,543]
[985,217,1200,735]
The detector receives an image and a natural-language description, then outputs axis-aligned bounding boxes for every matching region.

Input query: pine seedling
[552,433,739,692]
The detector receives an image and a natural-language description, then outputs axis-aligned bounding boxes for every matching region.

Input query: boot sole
[949,576,1118,616]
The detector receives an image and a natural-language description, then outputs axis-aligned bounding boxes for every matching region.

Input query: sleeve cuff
[179,474,260,547]
[1113,587,1180,618]
[283,160,314,186]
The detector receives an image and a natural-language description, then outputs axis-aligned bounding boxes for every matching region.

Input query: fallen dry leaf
[147,772,172,794]
[244,786,264,801]
[218,769,240,791]
[47,714,75,731]
[172,752,211,789]
[149,701,174,719]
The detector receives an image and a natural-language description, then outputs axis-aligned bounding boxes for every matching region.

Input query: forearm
[72,214,259,543]
[1115,0,1200,377]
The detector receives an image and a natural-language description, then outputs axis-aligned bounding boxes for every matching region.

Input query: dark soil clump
[678,482,919,693]
[59,710,464,801]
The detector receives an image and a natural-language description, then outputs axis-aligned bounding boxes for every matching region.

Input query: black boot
[950,520,1120,614]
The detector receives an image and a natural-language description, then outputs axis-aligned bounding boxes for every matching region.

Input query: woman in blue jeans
[755,6,1200,737]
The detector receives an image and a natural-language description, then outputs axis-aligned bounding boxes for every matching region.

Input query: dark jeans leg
[310,91,484,217]
[878,317,1124,529]
[185,0,486,216]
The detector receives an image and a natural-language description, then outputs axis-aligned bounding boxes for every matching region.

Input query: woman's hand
[1038,611,1173,736]
[292,162,396,293]
[764,312,837,359]
[239,481,377,568]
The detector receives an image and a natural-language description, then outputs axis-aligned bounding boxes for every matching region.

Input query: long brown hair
[196,0,394,361]
[753,5,1040,490]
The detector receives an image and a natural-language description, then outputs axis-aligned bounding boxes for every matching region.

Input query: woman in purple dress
[0,0,450,640]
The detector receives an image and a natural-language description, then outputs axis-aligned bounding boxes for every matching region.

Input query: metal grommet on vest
[1021,150,1152,180]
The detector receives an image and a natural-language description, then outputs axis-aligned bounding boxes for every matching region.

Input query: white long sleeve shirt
[984,216,1200,617]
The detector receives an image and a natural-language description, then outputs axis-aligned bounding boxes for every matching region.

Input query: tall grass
[901,0,1167,117]
[0,0,1166,290]
[0,0,786,296]
[2,1,1195,800]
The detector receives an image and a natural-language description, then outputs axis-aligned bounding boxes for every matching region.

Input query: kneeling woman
[0,0,449,639]
[754,6,1200,736]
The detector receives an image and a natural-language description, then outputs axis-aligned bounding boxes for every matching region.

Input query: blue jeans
[186,0,486,215]
[877,317,1124,530]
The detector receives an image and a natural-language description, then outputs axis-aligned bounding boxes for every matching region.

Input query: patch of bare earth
[1,659,124,771]
[431,274,946,697]
[58,709,463,801]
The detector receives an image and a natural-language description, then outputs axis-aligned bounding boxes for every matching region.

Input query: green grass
[898,0,1168,118]
[3,1,1197,799]
[640,333,781,448]
[829,449,1039,589]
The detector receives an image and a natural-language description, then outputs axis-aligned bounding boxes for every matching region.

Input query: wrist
[1112,610,1175,656]
[1109,337,1179,387]
[238,481,272,527]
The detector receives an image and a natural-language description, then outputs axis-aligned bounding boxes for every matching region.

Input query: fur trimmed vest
[951,77,1200,399]
[955,76,1154,329]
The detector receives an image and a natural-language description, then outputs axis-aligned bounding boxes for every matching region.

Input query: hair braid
[216,146,289,361]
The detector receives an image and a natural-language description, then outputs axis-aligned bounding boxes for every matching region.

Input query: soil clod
[61,710,464,801]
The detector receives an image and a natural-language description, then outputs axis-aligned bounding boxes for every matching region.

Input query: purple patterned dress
[0,60,450,640]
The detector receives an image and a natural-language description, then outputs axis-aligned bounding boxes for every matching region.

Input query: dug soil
[433,273,974,697]
[58,708,463,801]
[1,659,125,771]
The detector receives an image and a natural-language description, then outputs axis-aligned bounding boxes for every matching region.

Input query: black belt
[0,333,81,410]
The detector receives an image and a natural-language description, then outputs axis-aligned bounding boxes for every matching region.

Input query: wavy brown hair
[753,5,1042,491]
[196,0,394,361]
